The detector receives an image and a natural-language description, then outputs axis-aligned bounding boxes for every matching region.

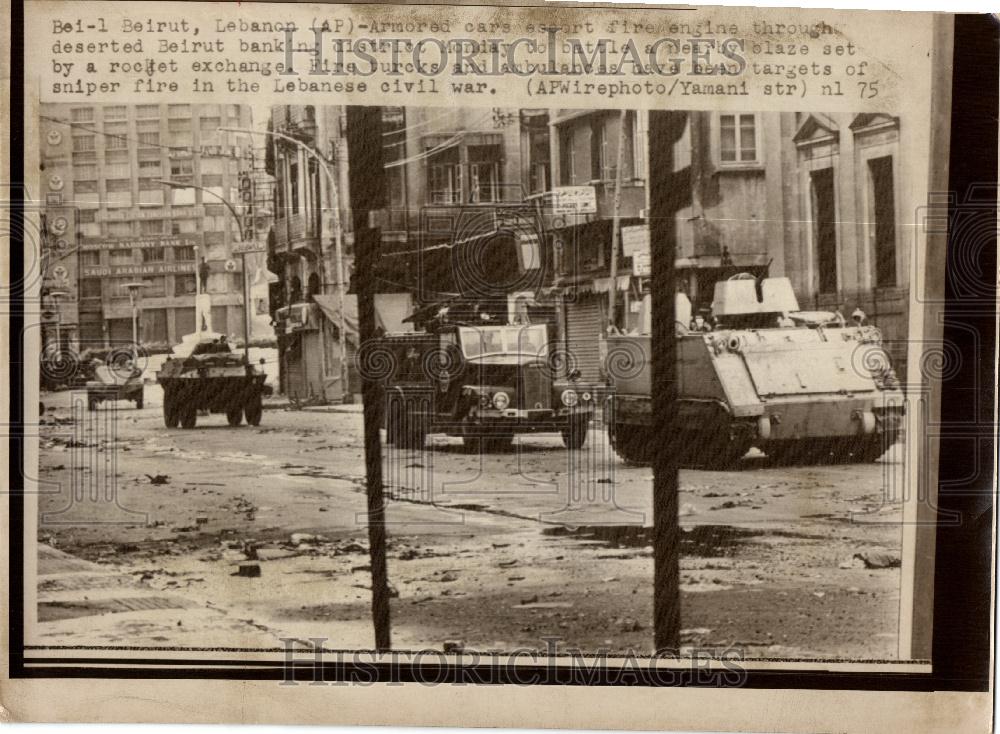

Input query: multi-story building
[266,104,356,402]
[547,109,908,379]
[267,105,553,402]
[378,106,553,319]
[547,109,650,381]
[39,103,257,353]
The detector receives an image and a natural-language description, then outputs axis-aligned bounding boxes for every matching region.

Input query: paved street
[34,384,905,659]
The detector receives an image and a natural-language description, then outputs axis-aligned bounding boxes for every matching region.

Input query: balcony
[272,213,318,257]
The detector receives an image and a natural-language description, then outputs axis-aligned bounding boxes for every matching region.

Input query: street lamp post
[123,281,148,358]
[155,179,252,363]
[219,125,351,403]
[47,288,68,356]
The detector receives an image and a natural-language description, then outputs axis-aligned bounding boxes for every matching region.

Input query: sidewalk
[32,545,286,648]
[265,399,365,414]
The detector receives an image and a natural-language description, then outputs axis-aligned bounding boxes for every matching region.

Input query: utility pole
[648,110,688,652]
[607,109,629,332]
[345,106,391,652]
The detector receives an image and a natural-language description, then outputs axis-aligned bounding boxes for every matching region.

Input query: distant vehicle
[155,338,272,429]
[606,275,905,467]
[376,323,598,451]
[86,357,144,411]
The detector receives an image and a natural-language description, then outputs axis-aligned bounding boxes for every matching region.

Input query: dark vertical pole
[345,106,391,651]
[647,110,688,652]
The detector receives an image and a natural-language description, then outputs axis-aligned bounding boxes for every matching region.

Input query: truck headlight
[561,389,579,407]
[581,391,592,402]
[492,391,510,410]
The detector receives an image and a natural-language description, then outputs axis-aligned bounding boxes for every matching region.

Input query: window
[73,162,98,181]
[811,167,838,294]
[591,116,611,181]
[174,274,197,296]
[80,250,101,267]
[559,126,576,185]
[170,160,194,177]
[71,107,94,123]
[174,245,196,261]
[107,221,132,237]
[72,135,95,153]
[428,146,461,204]
[106,179,130,192]
[139,219,164,235]
[136,104,159,118]
[869,156,897,288]
[288,160,301,212]
[168,104,190,117]
[104,149,129,170]
[110,248,134,265]
[137,131,160,148]
[143,277,166,297]
[199,116,222,141]
[75,180,98,194]
[104,122,128,149]
[527,128,550,194]
[203,214,228,232]
[142,247,166,262]
[168,118,191,133]
[103,105,126,121]
[79,278,102,299]
[138,159,161,173]
[78,209,97,223]
[719,114,758,164]
[171,219,198,235]
[468,144,503,203]
[201,174,224,188]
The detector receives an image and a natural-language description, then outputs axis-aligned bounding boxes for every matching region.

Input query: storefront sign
[81,262,197,278]
[81,235,200,251]
[551,186,597,215]
[632,250,651,277]
[231,240,266,254]
[621,225,649,257]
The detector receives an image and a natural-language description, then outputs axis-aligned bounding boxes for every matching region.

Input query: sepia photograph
[30,101,920,658]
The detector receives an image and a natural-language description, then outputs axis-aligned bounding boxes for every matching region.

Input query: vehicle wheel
[163,394,180,428]
[180,404,197,429]
[561,418,590,450]
[135,395,144,410]
[608,422,653,464]
[87,397,97,412]
[226,407,243,426]
[244,400,263,427]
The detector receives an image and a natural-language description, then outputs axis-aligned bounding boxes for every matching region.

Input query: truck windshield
[459,325,548,358]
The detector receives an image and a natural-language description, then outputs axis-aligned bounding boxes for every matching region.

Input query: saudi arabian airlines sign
[81,262,197,278]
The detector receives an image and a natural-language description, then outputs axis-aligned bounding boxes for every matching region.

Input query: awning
[311,294,361,347]
[592,275,632,293]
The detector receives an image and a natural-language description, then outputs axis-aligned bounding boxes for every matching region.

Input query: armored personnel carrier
[606,274,904,467]
[156,338,272,429]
